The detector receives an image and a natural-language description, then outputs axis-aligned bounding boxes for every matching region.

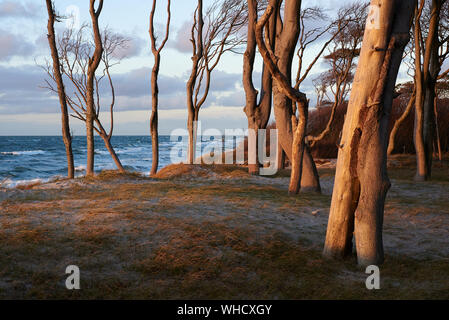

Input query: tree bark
[86,0,104,177]
[45,0,74,179]
[323,0,414,266]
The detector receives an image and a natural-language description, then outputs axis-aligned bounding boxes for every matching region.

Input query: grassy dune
[0,156,448,299]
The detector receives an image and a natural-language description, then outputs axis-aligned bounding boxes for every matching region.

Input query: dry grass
[0,159,448,299]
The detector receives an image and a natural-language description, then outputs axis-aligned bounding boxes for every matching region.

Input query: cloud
[169,21,193,53]
[0,1,40,19]
[0,29,36,61]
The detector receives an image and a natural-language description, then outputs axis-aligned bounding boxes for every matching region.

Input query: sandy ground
[0,159,448,299]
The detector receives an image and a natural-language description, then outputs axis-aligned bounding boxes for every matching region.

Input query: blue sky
[0,0,409,136]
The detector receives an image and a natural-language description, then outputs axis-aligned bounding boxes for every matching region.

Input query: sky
[0,0,409,136]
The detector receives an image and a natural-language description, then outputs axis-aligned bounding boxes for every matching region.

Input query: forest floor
[0,154,448,299]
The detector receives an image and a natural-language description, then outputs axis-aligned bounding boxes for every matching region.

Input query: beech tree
[323,0,415,266]
[45,0,74,179]
[149,0,171,176]
[243,0,277,175]
[413,0,448,181]
[186,0,246,164]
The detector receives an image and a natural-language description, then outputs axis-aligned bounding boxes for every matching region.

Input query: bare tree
[186,0,247,164]
[323,0,415,266]
[45,0,74,179]
[149,0,171,176]
[43,25,128,173]
[308,3,366,148]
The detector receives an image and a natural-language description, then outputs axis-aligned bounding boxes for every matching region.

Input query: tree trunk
[100,134,125,173]
[186,0,204,165]
[269,0,321,192]
[45,0,74,179]
[244,0,276,175]
[414,0,442,181]
[323,0,414,266]
[288,101,308,194]
[86,0,104,177]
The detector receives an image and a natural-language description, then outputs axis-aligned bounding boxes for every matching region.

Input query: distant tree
[44,0,74,179]
[308,2,366,149]
[413,0,448,181]
[149,0,171,176]
[186,0,247,164]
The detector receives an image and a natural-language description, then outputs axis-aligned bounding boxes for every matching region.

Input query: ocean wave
[0,178,45,188]
[1,150,46,156]
[75,165,86,172]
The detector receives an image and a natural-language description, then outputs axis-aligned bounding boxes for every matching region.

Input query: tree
[45,0,74,179]
[85,0,104,176]
[308,3,366,148]
[149,0,171,176]
[413,0,448,181]
[243,0,277,175]
[43,25,128,173]
[186,0,247,164]
[323,0,415,266]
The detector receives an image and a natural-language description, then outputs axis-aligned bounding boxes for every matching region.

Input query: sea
[0,135,242,188]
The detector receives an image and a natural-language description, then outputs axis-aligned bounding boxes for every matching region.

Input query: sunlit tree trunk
[45,0,74,179]
[323,0,414,266]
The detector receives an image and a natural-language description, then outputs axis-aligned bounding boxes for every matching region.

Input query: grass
[0,157,448,299]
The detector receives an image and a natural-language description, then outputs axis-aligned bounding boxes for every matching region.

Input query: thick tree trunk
[269,0,321,192]
[45,0,74,179]
[244,1,276,175]
[288,101,308,194]
[323,0,414,266]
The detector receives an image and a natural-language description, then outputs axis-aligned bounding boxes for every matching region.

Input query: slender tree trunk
[150,52,160,175]
[149,0,170,175]
[414,0,442,181]
[86,0,104,177]
[323,0,414,266]
[434,93,442,161]
[100,134,125,173]
[45,0,74,179]
[186,0,204,165]
[388,91,416,155]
